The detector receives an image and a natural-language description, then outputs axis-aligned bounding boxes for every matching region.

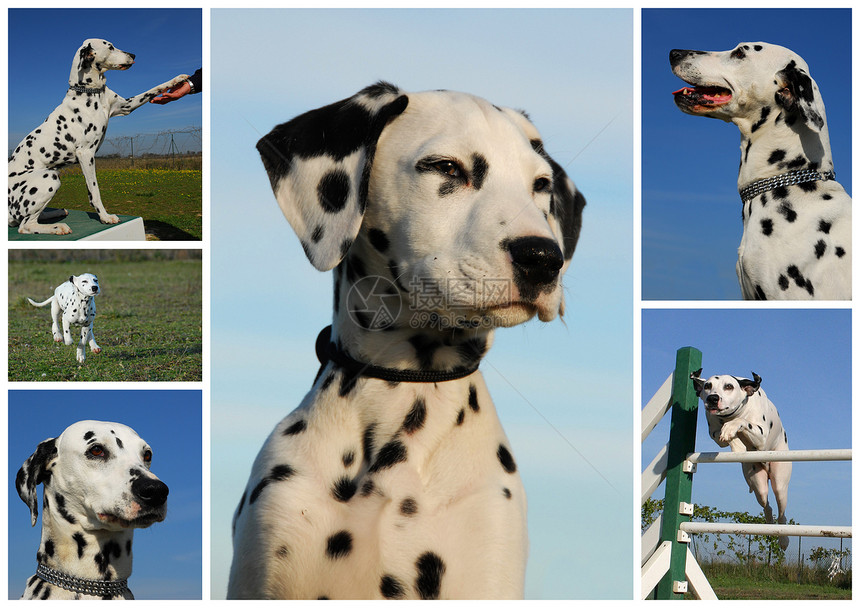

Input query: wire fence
[9,127,202,169]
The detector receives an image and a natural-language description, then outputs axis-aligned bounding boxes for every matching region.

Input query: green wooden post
[655,346,702,599]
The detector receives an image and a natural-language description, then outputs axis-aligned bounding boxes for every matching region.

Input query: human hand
[151,81,192,104]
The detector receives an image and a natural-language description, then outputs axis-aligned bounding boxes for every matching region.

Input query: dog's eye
[730,48,746,60]
[533,177,551,193]
[143,450,152,463]
[88,445,105,458]
[433,160,461,178]
[725,383,734,391]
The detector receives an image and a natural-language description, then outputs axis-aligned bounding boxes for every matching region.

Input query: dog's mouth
[479,302,539,327]
[98,510,165,529]
[673,84,732,113]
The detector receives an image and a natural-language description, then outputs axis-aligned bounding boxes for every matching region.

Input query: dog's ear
[775,60,825,133]
[502,110,585,315]
[16,438,58,526]
[68,276,74,284]
[257,82,409,271]
[77,43,95,72]
[738,372,762,396]
[690,368,705,396]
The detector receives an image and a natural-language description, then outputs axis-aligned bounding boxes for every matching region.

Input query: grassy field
[9,260,202,382]
[698,561,851,600]
[49,155,202,240]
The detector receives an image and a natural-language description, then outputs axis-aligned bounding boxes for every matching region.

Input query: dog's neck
[734,111,834,188]
[37,487,134,583]
[330,240,495,373]
[68,61,106,91]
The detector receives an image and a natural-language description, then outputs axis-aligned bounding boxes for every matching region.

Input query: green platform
[9,210,145,241]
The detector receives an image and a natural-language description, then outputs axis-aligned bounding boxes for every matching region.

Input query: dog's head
[16,421,168,532]
[257,82,585,331]
[690,368,762,416]
[670,42,826,133]
[73,39,136,84]
[70,273,100,297]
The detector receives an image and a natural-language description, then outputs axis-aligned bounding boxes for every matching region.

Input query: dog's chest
[61,296,95,324]
[245,368,527,598]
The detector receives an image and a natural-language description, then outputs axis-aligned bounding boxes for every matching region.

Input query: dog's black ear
[690,368,705,396]
[68,276,74,284]
[77,43,95,72]
[775,60,825,132]
[16,438,58,527]
[738,372,762,396]
[500,109,585,316]
[257,82,409,271]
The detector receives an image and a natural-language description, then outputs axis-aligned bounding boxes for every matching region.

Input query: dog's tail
[27,297,53,308]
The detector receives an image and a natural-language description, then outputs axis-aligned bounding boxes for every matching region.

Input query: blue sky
[7,390,202,600]
[642,9,852,300]
[8,9,202,155]
[642,310,851,558]
[210,9,633,600]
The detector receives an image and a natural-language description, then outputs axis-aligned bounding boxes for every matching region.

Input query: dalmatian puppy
[28,273,101,364]
[670,42,851,300]
[690,370,791,550]
[8,39,189,234]
[228,82,585,599]
[16,421,169,599]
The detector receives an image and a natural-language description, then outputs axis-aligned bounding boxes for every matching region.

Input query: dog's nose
[706,394,720,406]
[131,477,169,508]
[91,286,98,293]
[128,53,136,61]
[669,49,685,66]
[506,236,564,286]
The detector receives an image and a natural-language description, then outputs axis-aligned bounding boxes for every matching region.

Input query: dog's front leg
[75,147,119,224]
[76,325,89,364]
[734,420,769,451]
[86,323,101,355]
[110,75,190,117]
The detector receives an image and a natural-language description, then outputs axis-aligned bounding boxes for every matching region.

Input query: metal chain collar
[35,563,129,597]
[739,169,835,203]
[69,84,105,94]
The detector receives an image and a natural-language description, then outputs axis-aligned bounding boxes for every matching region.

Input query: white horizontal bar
[686,449,851,464]
[681,522,851,538]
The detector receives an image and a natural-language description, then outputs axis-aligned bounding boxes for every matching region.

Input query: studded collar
[739,168,836,203]
[69,84,106,94]
[35,563,129,598]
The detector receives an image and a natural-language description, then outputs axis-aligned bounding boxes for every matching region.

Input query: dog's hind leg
[50,298,63,342]
[770,460,792,550]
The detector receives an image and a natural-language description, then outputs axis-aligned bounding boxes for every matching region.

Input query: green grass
[698,561,851,600]
[9,260,202,381]
[51,162,202,240]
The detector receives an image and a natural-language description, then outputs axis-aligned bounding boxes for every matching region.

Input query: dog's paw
[53,334,63,343]
[719,420,742,444]
[99,214,120,225]
[91,346,102,354]
[51,223,72,235]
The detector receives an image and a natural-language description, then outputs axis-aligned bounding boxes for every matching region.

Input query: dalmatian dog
[227,82,585,599]
[8,39,189,235]
[691,370,791,550]
[28,273,101,364]
[670,42,851,300]
[16,421,169,599]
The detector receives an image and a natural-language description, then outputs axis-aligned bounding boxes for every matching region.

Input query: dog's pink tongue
[672,86,731,103]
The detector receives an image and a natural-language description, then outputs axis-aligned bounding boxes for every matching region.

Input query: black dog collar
[315,325,479,383]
